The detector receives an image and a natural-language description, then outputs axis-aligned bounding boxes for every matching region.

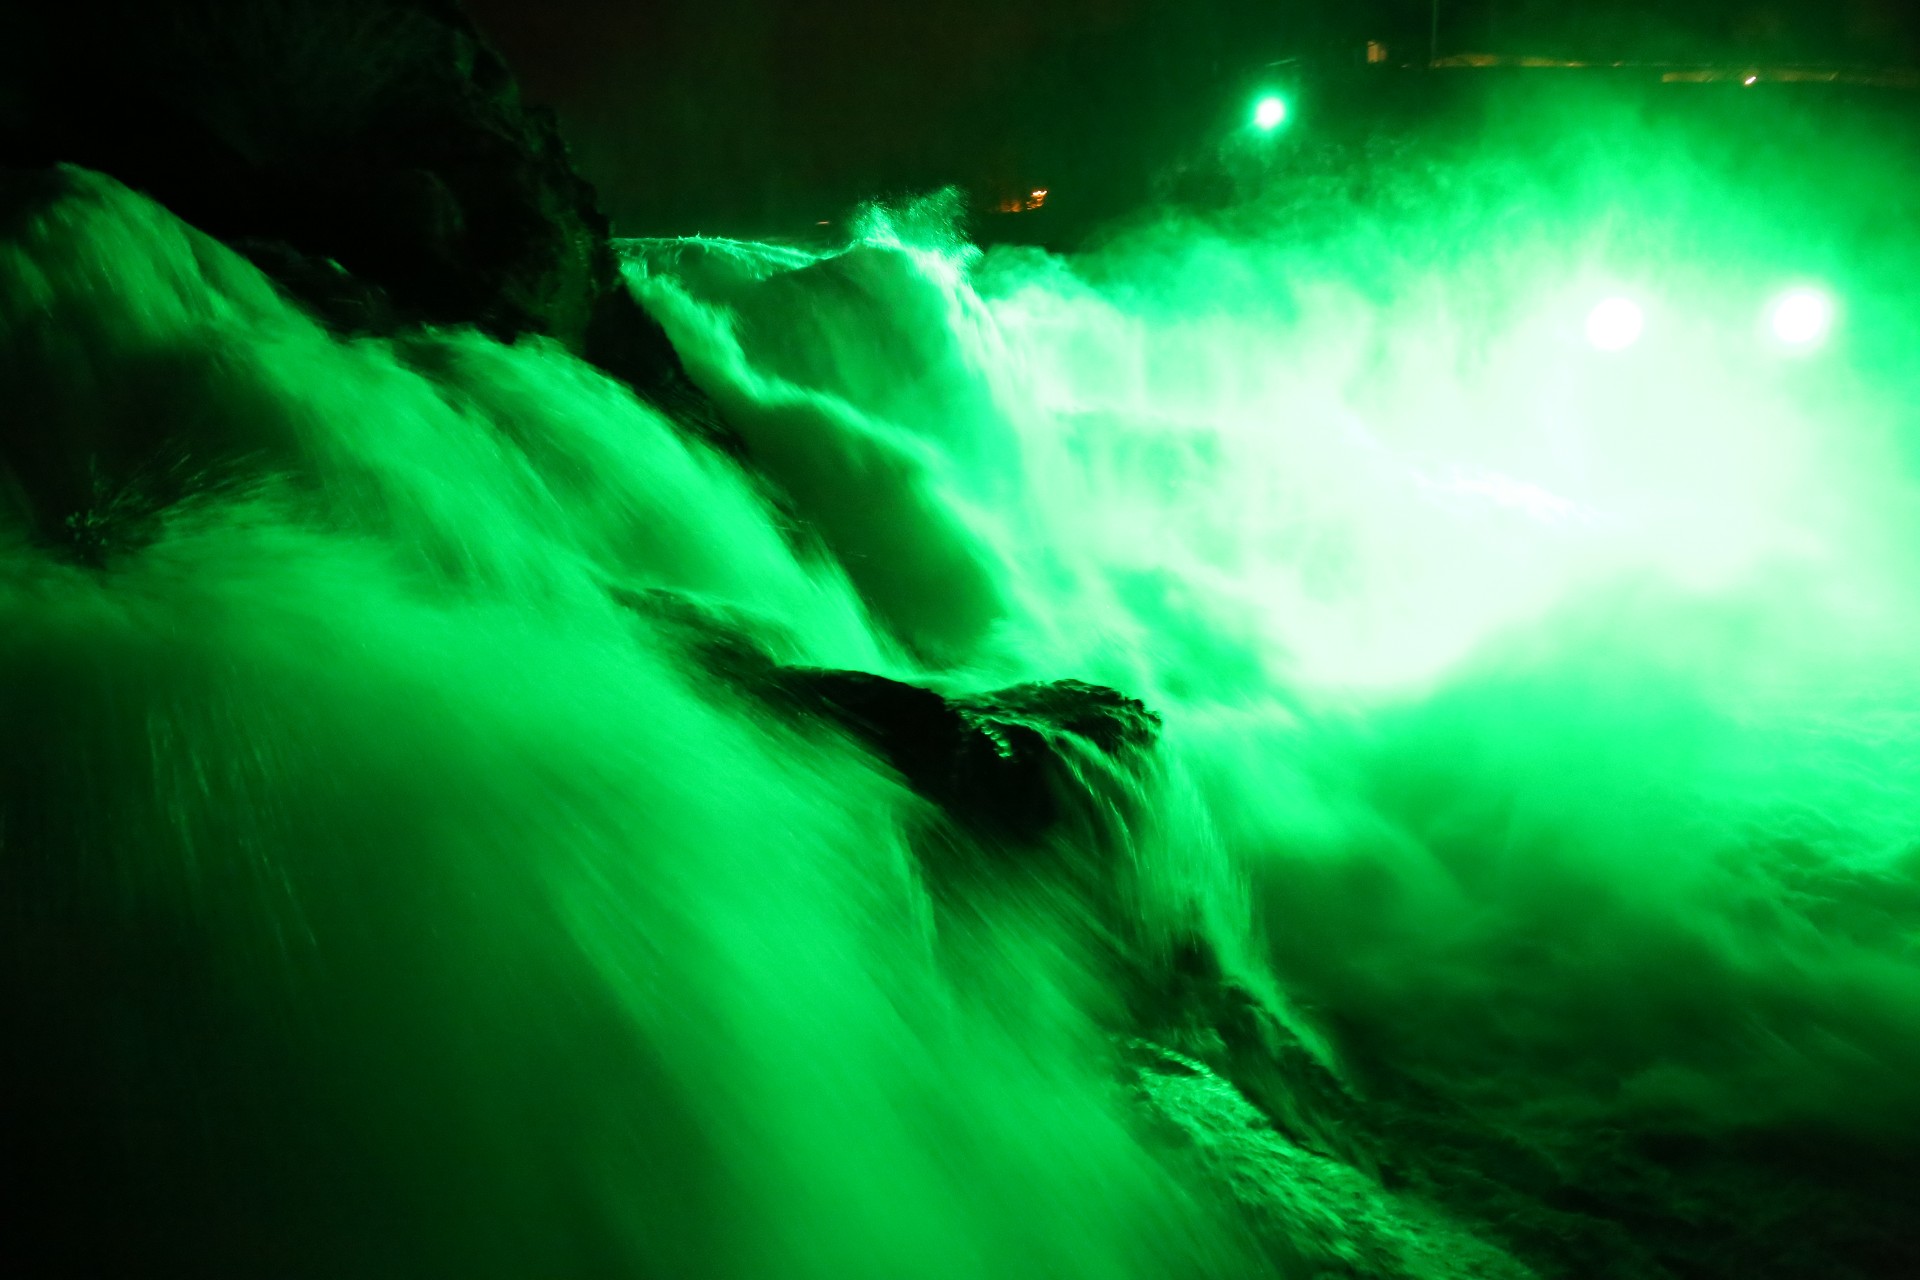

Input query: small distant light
[1585,297,1645,351]
[816,220,830,225]
[1767,286,1836,348]
[1253,95,1287,130]
[1743,75,1758,85]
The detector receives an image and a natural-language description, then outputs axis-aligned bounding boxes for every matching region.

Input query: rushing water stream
[6,87,1920,1277]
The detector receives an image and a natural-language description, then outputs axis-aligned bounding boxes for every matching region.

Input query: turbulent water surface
[6,87,1920,1278]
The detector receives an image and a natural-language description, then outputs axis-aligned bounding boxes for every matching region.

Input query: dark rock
[605,585,1162,867]
[584,285,743,456]
[606,586,785,692]
[1122,1039,1536,1280]
[952,679,1163,761]
[230,238,399,337]
[771,669,1161,846]
[0,0,697,412]
[1136,938,1383,1180]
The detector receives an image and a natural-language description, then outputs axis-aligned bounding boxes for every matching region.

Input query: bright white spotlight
[1585,297,1645,351]
[1253,95,1287,130]
[1767,287,1836,349]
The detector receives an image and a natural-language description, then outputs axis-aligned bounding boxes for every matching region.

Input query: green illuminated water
[7,91,1920,1277]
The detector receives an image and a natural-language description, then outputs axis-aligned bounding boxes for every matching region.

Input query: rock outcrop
[0,0,698,415]
[772,669,1162,844]
[1124,1040,1536,1280]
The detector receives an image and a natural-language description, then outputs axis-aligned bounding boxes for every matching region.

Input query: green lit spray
[6,76,1920,1279]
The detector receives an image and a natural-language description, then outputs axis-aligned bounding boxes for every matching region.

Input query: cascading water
[6,77,1920,1280]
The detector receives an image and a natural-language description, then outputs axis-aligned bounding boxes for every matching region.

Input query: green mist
[7,75,1920,1279]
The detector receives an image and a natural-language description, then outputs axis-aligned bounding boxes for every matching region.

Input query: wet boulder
[771,668,1161,845]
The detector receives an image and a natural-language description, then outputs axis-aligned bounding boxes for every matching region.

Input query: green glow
[10,85,1920,1279]
[1252,95,1287,130]
[1584,295,1644,350]
[1767,284,1836,347]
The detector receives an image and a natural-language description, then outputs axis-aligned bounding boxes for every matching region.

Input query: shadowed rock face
[0,0,693,405]
[776,669,1162,844]
[604,588,1165,847]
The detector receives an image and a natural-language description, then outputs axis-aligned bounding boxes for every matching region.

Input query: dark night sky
[460,1,1920,233]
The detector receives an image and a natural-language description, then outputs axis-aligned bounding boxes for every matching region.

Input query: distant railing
[1409,52,1920,90]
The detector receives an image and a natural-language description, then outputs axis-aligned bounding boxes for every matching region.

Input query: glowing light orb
[1253,96,1287,130]
[1767,287,1836,348]
[1585,297,1645,351]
